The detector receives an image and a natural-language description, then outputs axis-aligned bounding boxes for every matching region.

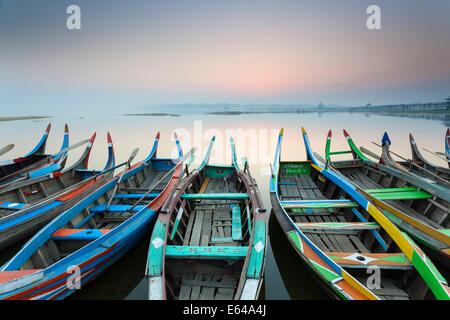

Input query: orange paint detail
[0,270,42,285]
[298,236,338,275]
[57,180,96,201]
[335,279,369,300]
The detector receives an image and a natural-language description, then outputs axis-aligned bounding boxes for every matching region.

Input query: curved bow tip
[343,129,351,138]
[155,132,160,140]
[301,127,306,135]
[89,132,97,143]
[107,132,113,144]
[64,123,69,133]
[45,123,51,133]
[173,132,179,140]
[327,129,332,138]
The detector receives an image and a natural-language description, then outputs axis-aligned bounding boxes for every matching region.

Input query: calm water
[0,111,448,300]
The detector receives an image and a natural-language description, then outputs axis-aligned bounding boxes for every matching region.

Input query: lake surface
[0,110,448,300]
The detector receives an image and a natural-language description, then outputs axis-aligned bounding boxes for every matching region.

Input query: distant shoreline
[207,110,450,116]
[121,113,181,117]
[0,116,50,122]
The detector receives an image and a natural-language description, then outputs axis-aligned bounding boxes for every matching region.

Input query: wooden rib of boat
[0,132,186,300]
[378,132,450,188]
[323,129,450,268]
[409,133,450,181]
[0,132,115,250]
[146,136,266,300]
[270,127,450,300]
[0,124,70,186]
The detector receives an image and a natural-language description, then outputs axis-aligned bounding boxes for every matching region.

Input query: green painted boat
[321,129,450,269]
[146,136,267,300]
[271,127,450,300]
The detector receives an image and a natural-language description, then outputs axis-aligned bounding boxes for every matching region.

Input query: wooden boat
[0,132,115,250]
[378,132,450,188]
[0,124,51,178]
[146,136,266,300]
[323,129,450,268]
[0,124,70,186]
[270,127,450,300]
[0,132,187,300]
[409,133,450,181]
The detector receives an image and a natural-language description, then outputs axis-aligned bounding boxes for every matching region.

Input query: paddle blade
[0,144,14,157]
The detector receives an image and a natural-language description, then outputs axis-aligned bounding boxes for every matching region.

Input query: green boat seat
[181,193,249,200]
[165,245,248,259]
[325,252,412,270]
[364,187,432,200]
[281,199,359,209]
[231,206,242,241]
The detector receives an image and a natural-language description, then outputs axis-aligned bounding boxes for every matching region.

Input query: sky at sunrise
[0,0,449,115]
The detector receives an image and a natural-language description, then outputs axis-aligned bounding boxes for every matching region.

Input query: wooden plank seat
[325,252,412,270]
[89,204,147,213]
[165,245,248,259]
[181,193,249,200]
[112,193,159,199]
[295,221,380,230]
[281,199,359,209]
[51,228,111,240]
[364,188,432,200]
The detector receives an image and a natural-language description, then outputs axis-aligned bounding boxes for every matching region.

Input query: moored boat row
[0,123,448,300]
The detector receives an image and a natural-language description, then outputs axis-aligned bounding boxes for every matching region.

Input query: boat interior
[17,159,172,271]
[278,160,435,300]
[335,162,449,234]
[163,164,255,300]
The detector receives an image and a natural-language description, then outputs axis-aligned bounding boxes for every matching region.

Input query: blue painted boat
[0,124,70,184]
[0,132,186,300]
[0,131,107,249]
[146,136,266,300]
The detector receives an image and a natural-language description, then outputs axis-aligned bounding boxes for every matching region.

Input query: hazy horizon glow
[1,0,450,115]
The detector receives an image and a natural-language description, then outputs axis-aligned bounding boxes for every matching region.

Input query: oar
[360,146,381,160]
[435,151,450,158]
[422,148,450,164]
[50,138,91,159]
[371,141,450,185]
[0,144,14,157]
[104,148,139,212]
[127,147,196,212]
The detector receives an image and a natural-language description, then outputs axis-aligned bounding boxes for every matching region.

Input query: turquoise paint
[146,220,167,276]
[232,206,242,241]
[181,193,249,200]
[165,245,247,259]
[247,220,266,278]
